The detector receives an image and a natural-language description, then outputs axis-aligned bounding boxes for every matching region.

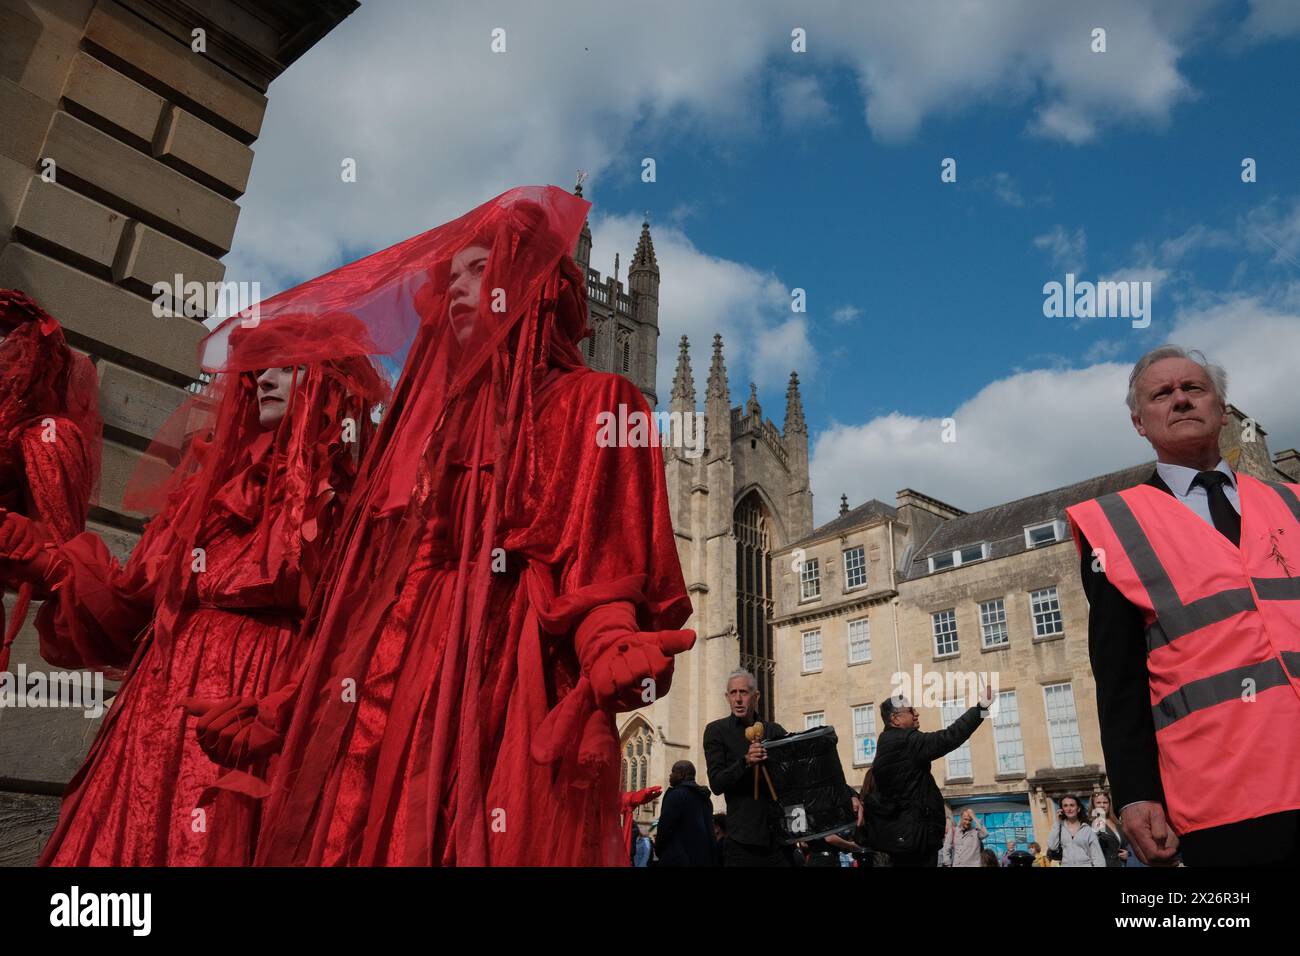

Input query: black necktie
[1192,471,1240,547]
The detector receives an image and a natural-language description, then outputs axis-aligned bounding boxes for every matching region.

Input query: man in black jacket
[654,760,716,866]
[703,668,791,866]
[870,685,990,866]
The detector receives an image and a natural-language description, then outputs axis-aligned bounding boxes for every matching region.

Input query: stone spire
[705,333,729,402]
[840,494,849,517]
[784,371,807,436]
[573,175,591,266]
[631,217,658,273]
[671,335,695,405]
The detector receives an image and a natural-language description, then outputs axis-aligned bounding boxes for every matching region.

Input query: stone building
[570,189,660,410]
[569,195,816,817]
[0,0,358,865]
[772,405,1299,851]
[613,340,814,816]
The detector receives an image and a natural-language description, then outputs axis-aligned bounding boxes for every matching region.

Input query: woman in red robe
[198,186,695,866]
[0,289,101,672]
[1,314,386,865]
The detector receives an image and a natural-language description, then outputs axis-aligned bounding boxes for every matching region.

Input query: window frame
[801,628,823,673]
[992,690,1025,776]
[1043,681,1085,768]
[932,608,959,657]
[927,541,989,573]
[1030,586,1064,639]
[847,616,871,665]
[842,544,867,591]
[799,556,821,601]
[979,597,1010,649]
[851,704,877,767]
[1024,519,1066,549]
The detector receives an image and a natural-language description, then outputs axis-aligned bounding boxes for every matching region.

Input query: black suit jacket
[703,714,788,849]
[1079,469,1298,864]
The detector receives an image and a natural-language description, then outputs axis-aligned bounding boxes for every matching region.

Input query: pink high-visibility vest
[1067,473,1300,834]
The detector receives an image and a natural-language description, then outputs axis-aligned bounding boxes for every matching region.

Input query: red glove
[579,601,695,713]
[620,785,662,811]
[0,512,58,584]
[182,682,298,769]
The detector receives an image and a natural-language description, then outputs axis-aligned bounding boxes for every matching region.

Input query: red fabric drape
[37,316,386,865]
[0,290,100,672]
[245,185,693,866]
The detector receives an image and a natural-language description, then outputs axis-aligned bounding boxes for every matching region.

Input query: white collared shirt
[1155,458,1240,528]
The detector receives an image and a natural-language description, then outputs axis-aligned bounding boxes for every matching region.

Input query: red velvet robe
[38,434,318,865]
[257,369,690,866]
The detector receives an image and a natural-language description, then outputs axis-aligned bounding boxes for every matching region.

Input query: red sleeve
[507,372,691,636]
[38,526,160,674]
[19,418,92,544]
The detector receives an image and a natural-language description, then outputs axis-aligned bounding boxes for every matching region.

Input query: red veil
[0,289,102,671]
[115,311,390,670]
[244,186,692,865]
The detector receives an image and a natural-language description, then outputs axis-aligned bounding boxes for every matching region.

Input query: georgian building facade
[771,408,1299,850]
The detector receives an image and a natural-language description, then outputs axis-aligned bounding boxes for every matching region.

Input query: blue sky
[226,0,1300,523]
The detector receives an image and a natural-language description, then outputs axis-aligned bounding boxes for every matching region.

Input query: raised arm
[913,706,985,762]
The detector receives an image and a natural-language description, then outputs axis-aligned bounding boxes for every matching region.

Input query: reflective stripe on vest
[1094,494,1255,651]
[1092,480,1300,729]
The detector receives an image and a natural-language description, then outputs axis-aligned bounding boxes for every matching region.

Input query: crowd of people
[2,186,1297,868]
[628,670,1139,868]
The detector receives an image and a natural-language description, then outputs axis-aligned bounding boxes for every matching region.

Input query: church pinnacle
[632,217,658,273]
[672,335,695,405]
[784,371,807,436]
[706,333,729,402]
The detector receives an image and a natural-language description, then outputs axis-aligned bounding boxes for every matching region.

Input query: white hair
[725,668,757,691]
[1126,345,1228,413]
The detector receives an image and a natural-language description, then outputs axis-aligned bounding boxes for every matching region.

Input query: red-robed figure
[9,314,385,865]
[0,290,101,672]
[200,186,694,866]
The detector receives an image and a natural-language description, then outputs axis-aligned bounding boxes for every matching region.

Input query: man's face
[255,366,304,428]
[448,244,490,345]
[726,678,757,719]
[1131,357,1227,458]
[890,702,919,730]
[961,809,974,827]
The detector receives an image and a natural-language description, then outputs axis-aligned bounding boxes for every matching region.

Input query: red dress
[258,370,690,866]
[38,434,323,865]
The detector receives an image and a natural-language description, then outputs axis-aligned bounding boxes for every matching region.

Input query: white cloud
[1240,0,1300,42]
[587,214,814,404]
[1034,225,1088,273]
[225,0,1234,292]
[810,290,1300,524]
[773,75,833,128]
[985,171,1026,208]
[831,305,862,324]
